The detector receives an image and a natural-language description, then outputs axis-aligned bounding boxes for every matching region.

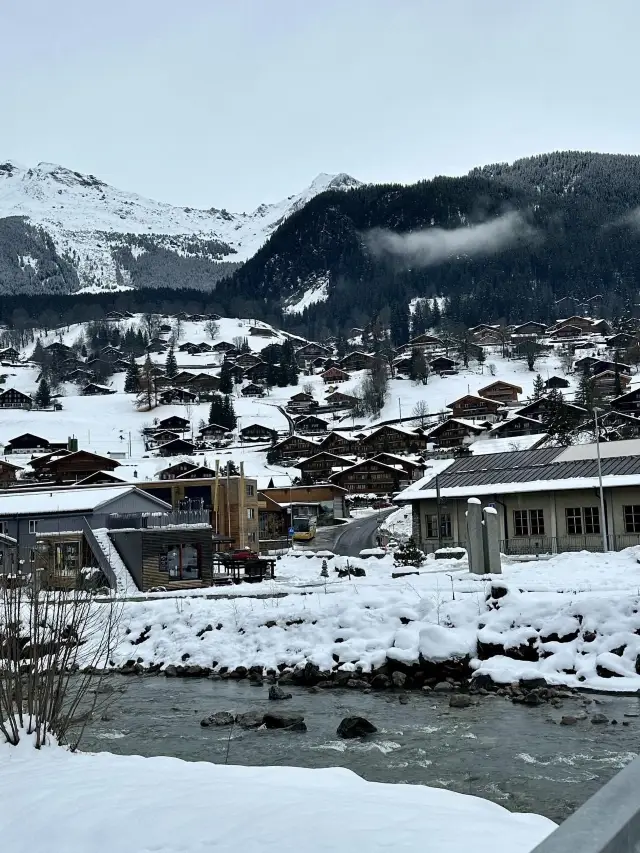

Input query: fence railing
[104,510,210,530]
[530,755,640,853]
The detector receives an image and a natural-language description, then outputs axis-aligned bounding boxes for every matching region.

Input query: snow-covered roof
[0,485,170,516]
[469,434,548,455]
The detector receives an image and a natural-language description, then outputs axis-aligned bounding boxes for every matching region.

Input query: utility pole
[594,407,608,552]
[398,398,402,419]
[436,474,443,550]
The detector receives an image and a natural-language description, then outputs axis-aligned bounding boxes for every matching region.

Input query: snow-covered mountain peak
[0,161,360,293]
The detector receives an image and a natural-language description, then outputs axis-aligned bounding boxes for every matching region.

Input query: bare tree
[302,382,314,396]
[0,554,122,750]
[412,400,430,428]
[205,320,219,340]
[559,348,574,374]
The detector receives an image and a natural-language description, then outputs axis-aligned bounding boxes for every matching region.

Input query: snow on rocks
[103,547,640,694]
[0,735,555,853]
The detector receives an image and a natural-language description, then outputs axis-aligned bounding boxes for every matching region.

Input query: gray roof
[405,444,640,497]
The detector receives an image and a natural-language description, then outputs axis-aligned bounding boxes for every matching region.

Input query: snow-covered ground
[101,544,640,693]
[0,728,555,853]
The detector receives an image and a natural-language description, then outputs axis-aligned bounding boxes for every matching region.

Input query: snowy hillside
[0,161,360,292]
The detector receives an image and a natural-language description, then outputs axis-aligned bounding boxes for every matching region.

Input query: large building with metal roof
[397,439,640,555]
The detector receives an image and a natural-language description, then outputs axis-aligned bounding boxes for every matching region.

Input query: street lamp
[593,407,609,553]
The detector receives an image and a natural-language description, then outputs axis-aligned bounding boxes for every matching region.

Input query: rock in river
[336,716,377,739]
[269,686,292,701]
[200,711,235,728]
[263,713,306,731]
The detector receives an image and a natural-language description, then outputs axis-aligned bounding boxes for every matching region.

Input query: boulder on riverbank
[200,711,235,727]
[337,717,377,738]
[269,686,292,701]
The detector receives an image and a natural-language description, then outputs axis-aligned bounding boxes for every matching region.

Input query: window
[246,484,254,496]
[247,508,255,520]
[566,507,600,535]
[28,519,37,534]
[0,521,6,535]
[624,505,640,534]
[513,509,545,537]
[161,545,201,581]
[54,541,80,577]
[426,513,452,539]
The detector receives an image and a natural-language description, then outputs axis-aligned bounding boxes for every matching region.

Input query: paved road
[309,509,395,557]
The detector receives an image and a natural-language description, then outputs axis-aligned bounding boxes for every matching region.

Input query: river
[81,677,640,823]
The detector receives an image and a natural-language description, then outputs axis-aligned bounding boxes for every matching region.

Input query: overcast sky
[2,0,638,211]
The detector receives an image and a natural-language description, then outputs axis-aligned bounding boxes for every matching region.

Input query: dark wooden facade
[294,452,354,483]
[477,381,522,404]
[361,425,428,456]
[0,389,32,409]
[428,418,487,449]
[272,434,321,460]
[329,459,405,495]
[447,394,502,419]
[488,415,547,439]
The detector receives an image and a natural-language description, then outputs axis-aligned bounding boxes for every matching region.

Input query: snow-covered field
[0,728,555,853]
[105,545,640,693]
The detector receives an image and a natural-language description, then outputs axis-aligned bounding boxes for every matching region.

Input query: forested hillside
[218,152,640,340]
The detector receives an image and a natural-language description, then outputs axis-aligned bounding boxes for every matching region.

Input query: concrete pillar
[483,507,502,574]
[466,498,485,575]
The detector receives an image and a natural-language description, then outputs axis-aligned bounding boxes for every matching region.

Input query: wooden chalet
[329,458,408,495]
[81,383,115,396]
[583,410,640,440]
[153,430,181,445]
[295,414,329,435]
[112,359,130,372]
[178,342,198,352]
[239,423,277,442]
[325,390,358,409]
[235,352,261,369]
[241,382,265,397]
[75,470,125,485]
[487,415,547,439]
[159,388,197,405]
[248,326,275,337]
[146,339,168,353]
[0,347,20,362]
[427,418,489,449]
[293,451,355,483]
[547,324,582,340]
[99,346,122,361]
[406,333,443,350]
[211,341,237,353]
[430,356,457,373]
[0,459,22,485]
[512,322,547,337]
[157,461,198,480]
[44,450,120,481]
[606,332,637,350]
[392,356,413,376]
[611,388,640,417]
[243,361,269,382]
[176,465,218,479]
[591,370,631,395]
[44,342,73,356]
[296,342,332,363]
[172,371,197,386]
[371,453,424,479]
[446,394,503,420]
[157,438,196,457]
[271,434,321,461]
[544,375,570,389]
[516,396,588,424]
[0,389,32,409]
[360,424,428,456]
[157,415,190,433]
[471,327,503,345]
[287,392,318,412]
[320,431,359,455]
[198,423,231,439]
[340,351,376,372]
[29,449,71,474]
[321,366,350,384]
[590,360,632,377]
[477,381,522,404]
[187,373,220,393]
[3,434,65,454]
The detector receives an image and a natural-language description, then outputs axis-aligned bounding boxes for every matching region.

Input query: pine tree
[137,355,156,410]
[532,373,545,400]
[409,347,427,383]
[165,346,178,378]
[35,377,51,409]
[208,394,224,426]
[219,361,233,394]
[222,394,237,430]
[320,559,329,578]
[124,356,141,393]
[476,348,486,372]
[32,338,45,364]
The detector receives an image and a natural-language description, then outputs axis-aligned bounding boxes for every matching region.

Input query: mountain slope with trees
[219,151,640,340]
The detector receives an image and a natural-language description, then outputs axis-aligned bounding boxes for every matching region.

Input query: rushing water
[81,677,640,823]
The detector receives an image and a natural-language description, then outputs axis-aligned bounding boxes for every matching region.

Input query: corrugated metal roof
[419,448,640,492]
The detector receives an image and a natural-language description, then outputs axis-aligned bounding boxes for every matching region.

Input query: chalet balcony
[102,509,211,530]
